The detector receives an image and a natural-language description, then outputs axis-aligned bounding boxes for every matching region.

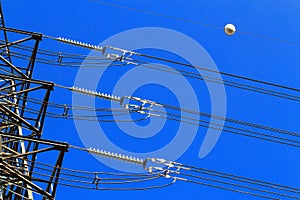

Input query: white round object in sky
[224,24,236,36]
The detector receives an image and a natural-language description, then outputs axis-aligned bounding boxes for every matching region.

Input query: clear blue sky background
[3,0,300,199]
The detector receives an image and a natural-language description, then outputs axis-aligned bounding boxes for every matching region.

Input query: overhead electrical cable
[89,0,300,46]
[2,37,300,103]
[2,149,300,199]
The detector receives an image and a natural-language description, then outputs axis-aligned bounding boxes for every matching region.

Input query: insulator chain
[68,85,165,122]
[56,37,105,53]
[54,37,139,66]
[70,86,121,102]
[87,147,144,165]
[55,36,142,67]
[70,86,161,117]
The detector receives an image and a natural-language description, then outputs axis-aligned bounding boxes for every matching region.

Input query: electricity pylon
[0,4,68,200]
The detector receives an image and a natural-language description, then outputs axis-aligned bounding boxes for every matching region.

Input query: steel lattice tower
[0,4,68,200]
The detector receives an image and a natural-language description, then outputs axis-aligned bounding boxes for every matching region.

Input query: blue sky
[3,0,300,199]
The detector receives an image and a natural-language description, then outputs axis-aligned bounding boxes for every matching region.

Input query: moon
[224,24,236,36]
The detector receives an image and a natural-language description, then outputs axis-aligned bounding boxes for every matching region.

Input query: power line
[4,148,299,199]
[2,80,300,149]
[1,11,299,199]
[4,39,300,103]
[143,158,300,199]
[63,146,300,199]
[1,157,173,191]
[106,45,300,93]
[2,132,299,199]
[4,37,300,102]
[89,0,300,46]
[67,87,300,148]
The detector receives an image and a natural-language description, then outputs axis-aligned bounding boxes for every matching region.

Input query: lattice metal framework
[0,4,69,200]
